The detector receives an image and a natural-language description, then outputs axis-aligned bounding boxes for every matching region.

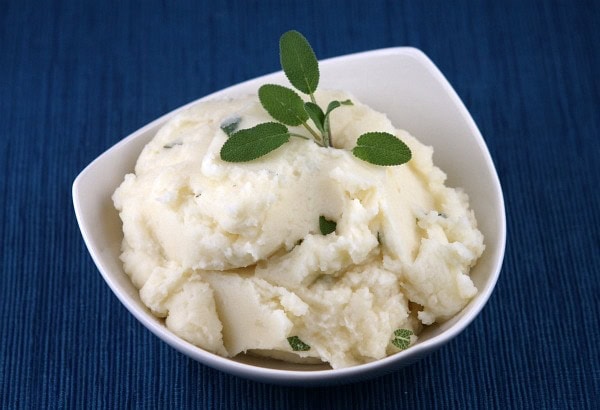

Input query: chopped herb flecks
[163,141,183,149]
[319,216,336,235]
[220,116,241,137]
[391,328,413,350]
[287,336,311,351]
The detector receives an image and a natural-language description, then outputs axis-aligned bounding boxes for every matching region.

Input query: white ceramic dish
[73,47,506,386]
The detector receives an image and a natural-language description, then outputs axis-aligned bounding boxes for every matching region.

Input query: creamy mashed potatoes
[113,90,484,369]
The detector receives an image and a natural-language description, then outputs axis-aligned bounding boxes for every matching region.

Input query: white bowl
[73,47,506,386]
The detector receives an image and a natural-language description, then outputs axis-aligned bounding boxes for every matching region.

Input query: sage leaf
[325,99,353,116]
[220,122,289,162]
[391,328,413,350]
[287,336,311,351]
[304,102,325,133]
[279,30,319,95]
[319,215,337,235]
[352,132,412,166]
[259,84,309,126]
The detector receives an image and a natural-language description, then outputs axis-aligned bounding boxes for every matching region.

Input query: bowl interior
[73,47,505,384]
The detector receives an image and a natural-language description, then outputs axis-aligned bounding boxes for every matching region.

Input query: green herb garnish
[287,336,311,351]
[279,30,319,95]
[319,216,337,235]
[219,30,412,166]
[220,122,291,162]
[391,328,413,350]
[258,84,310,127]
[220,116,241,137]
[353,132,413,166]
[163,141,183,149]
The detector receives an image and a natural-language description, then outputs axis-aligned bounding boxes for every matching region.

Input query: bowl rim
[73,46,506,385]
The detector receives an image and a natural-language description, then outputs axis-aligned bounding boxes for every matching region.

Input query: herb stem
[307,92,321,142]
[326,124,334,148]
[322,131,330,148]
[290,132,324,146]
[289,133,310,140]
[301,121,323,143]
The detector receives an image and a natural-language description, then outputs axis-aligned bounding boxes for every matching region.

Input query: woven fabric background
[1,0,598,408]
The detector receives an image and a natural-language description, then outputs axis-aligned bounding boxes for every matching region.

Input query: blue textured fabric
[1,0,598,408]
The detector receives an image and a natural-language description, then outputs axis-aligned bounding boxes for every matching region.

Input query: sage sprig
[220,30,412,167]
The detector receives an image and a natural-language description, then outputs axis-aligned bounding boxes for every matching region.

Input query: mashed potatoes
[112,90,484,369]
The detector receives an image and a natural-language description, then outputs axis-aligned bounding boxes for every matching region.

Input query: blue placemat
[1,0,598,408]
